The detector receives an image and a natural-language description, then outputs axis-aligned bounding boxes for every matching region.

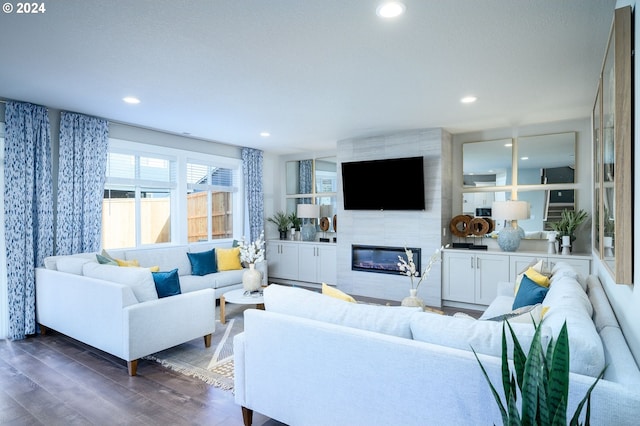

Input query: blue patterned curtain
[299,159,313,204]
[241,147,264,242]
[56,112,109,255]
[4,101,54,340]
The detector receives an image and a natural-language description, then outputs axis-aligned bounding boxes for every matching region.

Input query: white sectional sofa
[234,262,640,425]
[36,242,266,376]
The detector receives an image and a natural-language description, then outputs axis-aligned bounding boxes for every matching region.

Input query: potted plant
[474,320,604,425]
[267,211,291,240]
[550,208,588,249]
[288,211,302,241]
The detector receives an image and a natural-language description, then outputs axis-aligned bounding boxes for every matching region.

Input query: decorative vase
[279,230,287,240]
[604,236,614,257]
[401,289,425,309]
[242,263,262,292]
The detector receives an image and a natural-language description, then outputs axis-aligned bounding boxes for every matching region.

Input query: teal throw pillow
[152,268,181,298]
[512,274,549,310]
[187,249,217,276]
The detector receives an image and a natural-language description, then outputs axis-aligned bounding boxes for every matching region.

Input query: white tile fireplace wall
[336,128,453,306]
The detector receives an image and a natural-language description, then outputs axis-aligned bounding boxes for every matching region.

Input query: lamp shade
[319,204,333,218]
[297,204,320,219]
[492,200,530,220]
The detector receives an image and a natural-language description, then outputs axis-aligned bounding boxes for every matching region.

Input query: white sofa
[234,262,640,425]
[36,242,266,376]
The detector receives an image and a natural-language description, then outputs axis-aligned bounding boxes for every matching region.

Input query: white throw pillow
[82,262,158,303]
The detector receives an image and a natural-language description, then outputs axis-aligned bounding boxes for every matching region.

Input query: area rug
[144,304,250,391]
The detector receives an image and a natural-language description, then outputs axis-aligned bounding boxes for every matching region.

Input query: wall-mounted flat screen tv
[341,156,425,210]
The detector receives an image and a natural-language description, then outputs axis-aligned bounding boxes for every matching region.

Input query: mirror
[463,138,512,187]
[462,132,577,239]
[517,133,576,185]
[286,157,338,232]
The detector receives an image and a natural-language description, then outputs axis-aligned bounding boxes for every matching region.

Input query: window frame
[105,138,243,249]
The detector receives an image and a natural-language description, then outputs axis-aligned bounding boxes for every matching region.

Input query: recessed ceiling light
[260,132,270,137]
[122,96,140,104]
[505,143,513,147]
[460,96,477,104]
[376,1,406,18]
[520,156,529,160]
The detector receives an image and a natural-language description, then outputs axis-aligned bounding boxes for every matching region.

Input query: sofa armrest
[124,288,216,360]
[35,267,138,359]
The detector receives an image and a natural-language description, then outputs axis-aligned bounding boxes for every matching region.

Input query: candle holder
[561,235,571,255]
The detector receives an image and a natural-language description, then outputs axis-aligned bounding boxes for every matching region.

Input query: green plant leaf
[548,322,570,421]
[550,396,567,426]
[473,348,509,425]
[506,321,527,391]
[501,322,513,401]
[507,386,522,426]
[520,319,545,425]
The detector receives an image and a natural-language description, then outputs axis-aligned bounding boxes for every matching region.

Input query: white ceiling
[0,0,615,155]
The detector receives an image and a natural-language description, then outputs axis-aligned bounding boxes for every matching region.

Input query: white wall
[595,0,640,364]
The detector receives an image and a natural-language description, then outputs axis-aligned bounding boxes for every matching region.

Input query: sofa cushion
[513,275,548,309]
[187,249,218,275]
[124,246,192,276]
[116,258,140,267]
[587,275,619,332]
[551,261,586,291]
[56,256,97,275]
[82,263,158,303]
[264,284,422,338]
[217,247,243,271]
[542,273,604,377]
[152,269,182,298]
[410,312,552,357]
[43,252,96,270]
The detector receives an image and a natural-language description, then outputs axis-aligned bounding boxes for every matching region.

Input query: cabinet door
[317,244,337,285]
[509,255,542,281]
[547,257,590,276]
[475,254,510,305]
[442,252,475,303]
[267,242,299,280]
[297,245,318,283]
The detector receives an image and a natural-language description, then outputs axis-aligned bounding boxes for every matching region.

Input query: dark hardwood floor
[0,332,279,426]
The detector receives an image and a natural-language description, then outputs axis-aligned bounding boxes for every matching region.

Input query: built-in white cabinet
[509,253,591,281]
[266,241,299,280]
[443,251,510,306]
[443,249,592,308]
[267,240,336,285]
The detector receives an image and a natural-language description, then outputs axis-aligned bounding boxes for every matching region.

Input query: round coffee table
[220,288,265,324]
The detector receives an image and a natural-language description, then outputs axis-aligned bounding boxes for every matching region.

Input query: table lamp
[297,204,320,241]
[492,200,530,252]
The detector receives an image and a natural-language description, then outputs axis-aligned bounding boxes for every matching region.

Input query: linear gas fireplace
[351,245,421,276]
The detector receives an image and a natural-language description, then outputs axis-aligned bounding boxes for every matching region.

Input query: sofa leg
[128,360,138,376]
[39,324,48,335]
[241,406,253,426]
[204,333,212,348]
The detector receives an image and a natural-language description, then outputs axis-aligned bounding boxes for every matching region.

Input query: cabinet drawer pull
[471,257,474,269]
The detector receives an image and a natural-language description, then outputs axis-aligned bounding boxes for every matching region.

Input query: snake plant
[474,320,604,426]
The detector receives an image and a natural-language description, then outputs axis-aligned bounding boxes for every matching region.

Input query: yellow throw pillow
[217,247,243,271]
[524,267,551,288]
[116,258,140,267]
[322,283,356,303]
[148,266,160,272]
[514,259,545,294]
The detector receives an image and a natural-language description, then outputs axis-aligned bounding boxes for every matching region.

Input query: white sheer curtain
[0,123,7,339]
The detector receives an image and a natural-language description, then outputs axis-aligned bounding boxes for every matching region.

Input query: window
[103,149,176,249]
[186,162,236,242]
[103,138,243,249]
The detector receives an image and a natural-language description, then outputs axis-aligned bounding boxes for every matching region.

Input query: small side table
[220,288,265,324]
